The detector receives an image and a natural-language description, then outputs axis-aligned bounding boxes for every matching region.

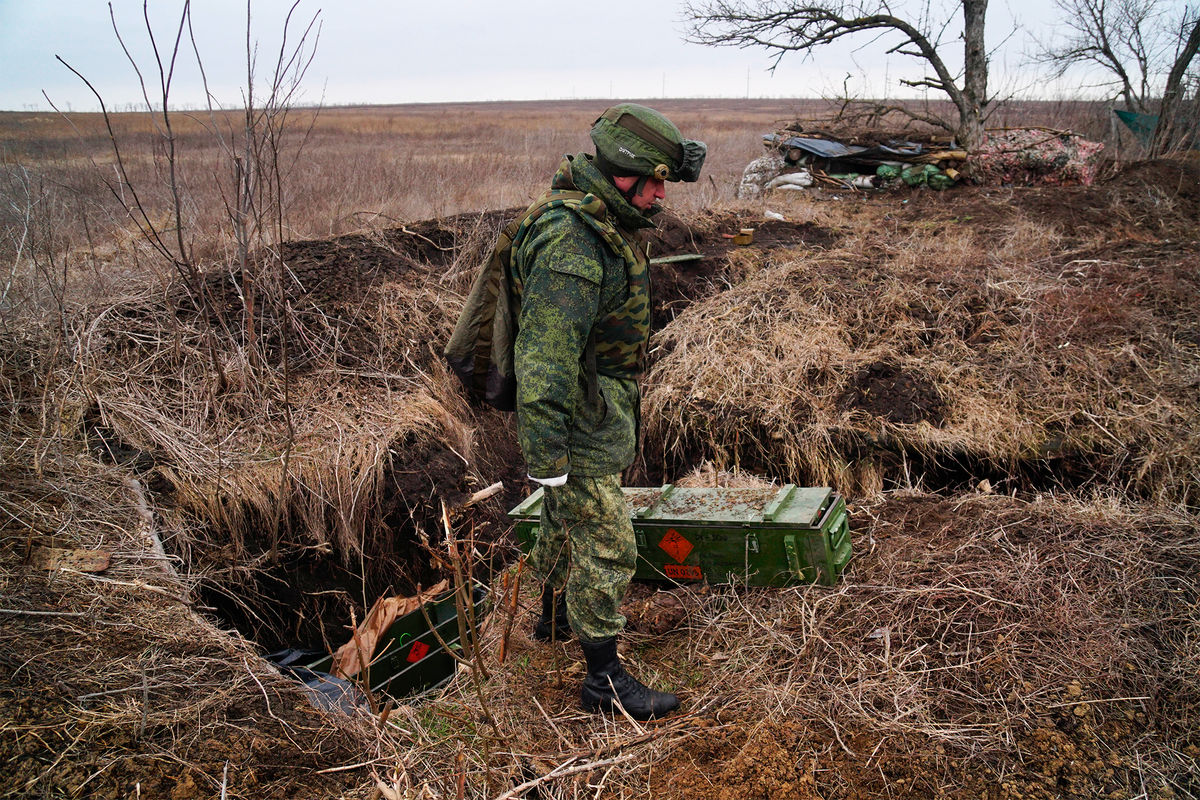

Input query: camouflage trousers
[526,474,635,641]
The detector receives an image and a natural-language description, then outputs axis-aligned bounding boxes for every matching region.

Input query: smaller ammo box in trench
[304,584,487,698]
[509,484,851,587]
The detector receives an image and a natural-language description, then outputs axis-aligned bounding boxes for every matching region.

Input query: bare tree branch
[685,0,992,147]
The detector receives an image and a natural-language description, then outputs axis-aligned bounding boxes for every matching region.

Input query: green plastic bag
[928,172,955,190]
[901,164,940,187]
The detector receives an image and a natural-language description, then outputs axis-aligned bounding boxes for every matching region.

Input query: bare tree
[1038,0,1199,152]
[1153,8,1199,153]
[684,0,993,149]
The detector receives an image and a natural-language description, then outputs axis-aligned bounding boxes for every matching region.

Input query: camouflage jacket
[512,154,655,479]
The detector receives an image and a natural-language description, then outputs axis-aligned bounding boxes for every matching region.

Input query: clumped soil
[0,532,369,799]
[459,491,1199,800]
[649,210,837,329]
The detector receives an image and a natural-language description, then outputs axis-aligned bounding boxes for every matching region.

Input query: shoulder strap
[444,190,590,410]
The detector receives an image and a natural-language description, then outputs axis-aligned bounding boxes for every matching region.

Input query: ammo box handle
[510,487,545,517]
[783,535,804,579]
[635,483,675,519]
[762,484,797,521]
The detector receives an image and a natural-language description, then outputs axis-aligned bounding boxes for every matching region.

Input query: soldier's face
[612,176,666,211]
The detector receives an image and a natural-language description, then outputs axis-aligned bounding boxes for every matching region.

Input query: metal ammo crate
[509,484,851,587]
[305,584,487,698]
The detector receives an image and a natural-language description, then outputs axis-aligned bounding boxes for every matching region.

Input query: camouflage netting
[971,129,1107,186]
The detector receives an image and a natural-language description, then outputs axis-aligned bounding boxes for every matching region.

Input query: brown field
[1,99,1197,800]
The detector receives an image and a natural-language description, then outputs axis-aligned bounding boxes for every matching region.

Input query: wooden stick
[456,481,503,511]
[497,559,524,664]
[0,608,87,617]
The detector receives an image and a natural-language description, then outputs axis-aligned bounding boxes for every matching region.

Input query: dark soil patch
[192,436,478,654]
[283,207,515,304]
[653,710,1148,800]
[840,361,946,425]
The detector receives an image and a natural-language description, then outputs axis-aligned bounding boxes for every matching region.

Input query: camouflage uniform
[513,153,654,641]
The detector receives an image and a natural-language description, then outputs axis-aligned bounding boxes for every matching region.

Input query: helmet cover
[590,103,706,182]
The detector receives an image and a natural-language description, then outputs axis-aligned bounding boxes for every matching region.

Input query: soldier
[513,104,706,720]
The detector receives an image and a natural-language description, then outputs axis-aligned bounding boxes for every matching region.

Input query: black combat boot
[532,586,572,642]
[579,637,679,720]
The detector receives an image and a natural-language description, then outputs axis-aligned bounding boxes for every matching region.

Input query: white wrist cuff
[529,473,568,487]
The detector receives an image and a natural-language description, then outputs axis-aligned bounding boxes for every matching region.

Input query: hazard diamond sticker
[658,528,694,563]
[406,641,430,663]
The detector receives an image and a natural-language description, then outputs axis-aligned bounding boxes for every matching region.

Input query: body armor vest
[511,189,651,380]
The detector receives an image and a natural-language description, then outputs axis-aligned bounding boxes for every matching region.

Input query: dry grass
[0,427,376,798]
[0,98,1123,308]
[0,99,821,285]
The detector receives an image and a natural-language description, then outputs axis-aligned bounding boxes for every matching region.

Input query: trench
[188,438,525,660]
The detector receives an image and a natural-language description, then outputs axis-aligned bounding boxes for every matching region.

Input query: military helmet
[590,103,706,182]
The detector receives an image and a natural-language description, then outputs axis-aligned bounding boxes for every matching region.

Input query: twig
[0,608,87,617]
[491,754,635,800]
[455,481,504,512]
[137,664,149,739]
[348,607,380,714]
[316,758,386,775]
[240,656,293,732]
[530,694,571,750]
[400,225,455,252]
[497,559,523,665]
[56,569,181,599]
[1046,695,1151,709]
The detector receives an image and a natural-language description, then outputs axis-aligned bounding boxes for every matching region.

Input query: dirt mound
[70,204,835,652]
[0,460,372,799]
[642,173,1200,502]
[650,212,836,329]
[280,207,513,305]
[378,492,1199,799]
[6,150,1199,800]
[640,493,1200,799]
[1110,157,1200,202]
[899,157,1200,240]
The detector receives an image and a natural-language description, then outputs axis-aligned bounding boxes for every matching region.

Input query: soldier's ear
[611,176,638,193]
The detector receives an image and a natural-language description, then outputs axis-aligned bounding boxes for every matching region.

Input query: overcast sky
[0,0,1116,111]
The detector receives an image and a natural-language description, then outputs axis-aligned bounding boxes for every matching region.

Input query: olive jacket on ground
[512,153,656,479]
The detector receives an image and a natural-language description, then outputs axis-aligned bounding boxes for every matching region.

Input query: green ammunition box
[306,584,487,698]
[509,484,851,587]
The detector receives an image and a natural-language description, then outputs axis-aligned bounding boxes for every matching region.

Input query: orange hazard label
[658,529,694,563]
[664,563,703,580]
[406,641,430,662]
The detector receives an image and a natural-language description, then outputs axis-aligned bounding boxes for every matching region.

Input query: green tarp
[1114,109,1159,146]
